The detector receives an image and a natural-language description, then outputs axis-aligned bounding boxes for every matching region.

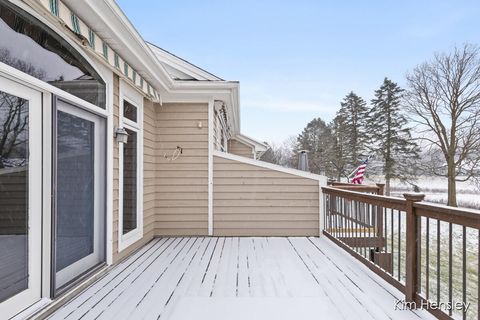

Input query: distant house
[0,0,326,318]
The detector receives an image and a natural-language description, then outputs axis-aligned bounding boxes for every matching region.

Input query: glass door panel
[56,111,95,270]
[0,75,42,319]
[54,99,105,291]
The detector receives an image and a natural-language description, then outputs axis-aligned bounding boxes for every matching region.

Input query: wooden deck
[48,237,435,320]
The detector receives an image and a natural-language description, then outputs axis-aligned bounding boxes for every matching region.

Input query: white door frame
[0,75,42,319]
[0,57,113,297]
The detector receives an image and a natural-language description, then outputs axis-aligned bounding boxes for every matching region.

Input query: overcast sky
[117,0,480,144]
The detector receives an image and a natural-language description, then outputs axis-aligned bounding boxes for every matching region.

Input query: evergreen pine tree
[335,92,369,176]
[330,113,350,180]
[296,118,334,175]
[368,78,420,195]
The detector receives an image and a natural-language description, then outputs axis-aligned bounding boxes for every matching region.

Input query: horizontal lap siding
[213,156,320,236]
[228,139,254,158]
[112,76,120,261]
[155,103,208,236]
[142,99,156,245]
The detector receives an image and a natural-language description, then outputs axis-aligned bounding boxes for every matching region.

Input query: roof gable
[147,42,222,81]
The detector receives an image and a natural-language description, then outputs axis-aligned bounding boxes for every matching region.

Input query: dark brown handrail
[322,186,406,210]
[414,202,480,229]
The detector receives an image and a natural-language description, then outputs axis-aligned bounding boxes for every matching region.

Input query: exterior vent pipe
[298,150,309,172]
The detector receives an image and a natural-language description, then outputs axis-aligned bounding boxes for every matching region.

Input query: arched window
[0,0,106,108]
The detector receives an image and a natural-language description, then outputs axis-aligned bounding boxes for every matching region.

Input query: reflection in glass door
[0,76,41,319]
[53,99,105,292]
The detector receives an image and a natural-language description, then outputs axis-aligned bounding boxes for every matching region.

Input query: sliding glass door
[53,99,105,292]
[0,76,42,319]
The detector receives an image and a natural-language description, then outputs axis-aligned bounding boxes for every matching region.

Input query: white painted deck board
[48,237,436,320]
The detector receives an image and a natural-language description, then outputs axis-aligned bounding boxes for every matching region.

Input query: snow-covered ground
[365,176,480,210]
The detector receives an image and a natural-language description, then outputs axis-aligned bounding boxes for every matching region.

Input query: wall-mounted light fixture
[115,127,129,144]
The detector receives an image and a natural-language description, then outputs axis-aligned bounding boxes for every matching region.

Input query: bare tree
[0,49,40,169]
[0,48,46,80]
[405,44,480,206]
[0,92,28,169]
[260,136,296,168]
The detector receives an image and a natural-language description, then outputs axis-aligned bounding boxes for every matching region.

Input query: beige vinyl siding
[112,78,155,263]
[142,98,156,243]
[112,75,120,261]
[228,139,254,158]
[154,103,208,236]
[0,168,26,234]
[213,156,320,236]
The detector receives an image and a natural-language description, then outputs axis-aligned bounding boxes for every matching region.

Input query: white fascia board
[148,43,221,81]
[63,0,174,93]
[172,81,240,90]
[230,85,240,135]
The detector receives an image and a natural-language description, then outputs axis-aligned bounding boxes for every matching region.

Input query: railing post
[375,184,385,253]
[376,183,385,196]
[404,193,425,304]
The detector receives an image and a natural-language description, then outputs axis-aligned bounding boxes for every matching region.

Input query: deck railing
[322,185,480,320]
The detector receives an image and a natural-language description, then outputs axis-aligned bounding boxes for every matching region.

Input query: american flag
[350,158,369,184]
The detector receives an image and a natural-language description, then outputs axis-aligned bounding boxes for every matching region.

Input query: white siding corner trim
[208,100,214,236]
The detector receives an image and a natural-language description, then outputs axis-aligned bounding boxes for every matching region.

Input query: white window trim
[118,80,144,251]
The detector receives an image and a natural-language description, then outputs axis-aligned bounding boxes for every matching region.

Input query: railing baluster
[426,217,430,300]
[404,193,424,303]
[355,200,359,254]
[391,208,394,276]
[398,209,401,281]
[448,222,452,317]
[417,215,421,292]
[342,198,346,238]
[437,220,441,304]
[367,203,373,261]
[462,226,467,320]
[350,199,354,248]
[384,207,387,255]
[363,202,367,258]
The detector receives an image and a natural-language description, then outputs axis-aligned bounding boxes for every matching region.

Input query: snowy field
[365,176,480,210]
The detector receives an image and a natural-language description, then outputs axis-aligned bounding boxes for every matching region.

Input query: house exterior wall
[213,154,321,236]
[154,103,209,236]
[227,139,254,158]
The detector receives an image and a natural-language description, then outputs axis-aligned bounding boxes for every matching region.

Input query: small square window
[123,100,137,122]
